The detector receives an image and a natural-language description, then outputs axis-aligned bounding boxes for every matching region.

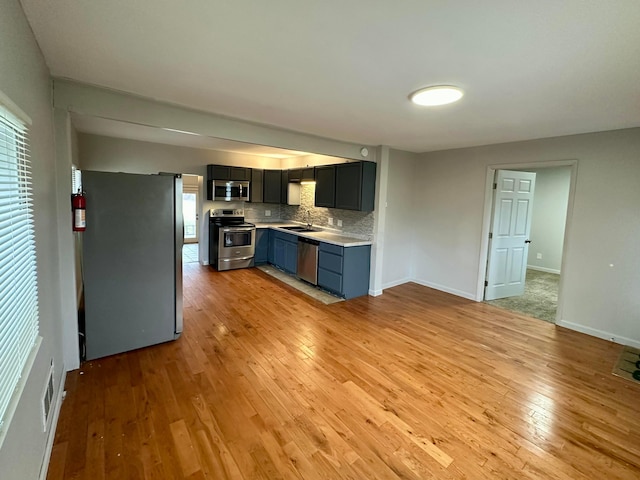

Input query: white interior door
[485,170,536,300]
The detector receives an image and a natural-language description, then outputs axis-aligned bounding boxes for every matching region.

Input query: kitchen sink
[282,225,317,232]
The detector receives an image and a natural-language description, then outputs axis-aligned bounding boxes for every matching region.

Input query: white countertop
[252,222,372,247]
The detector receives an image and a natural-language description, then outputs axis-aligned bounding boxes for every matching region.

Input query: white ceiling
[21,0,640,153]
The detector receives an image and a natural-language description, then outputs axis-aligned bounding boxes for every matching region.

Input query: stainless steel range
[209,209,256,271]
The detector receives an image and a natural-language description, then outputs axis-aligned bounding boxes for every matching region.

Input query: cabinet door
[318,268,342,295]
[250,169,263,203]
[335,161,376,211]
[263,170,282,204]
[284,241,298,274]
[268,230,276,264]
[206,180,213,200]
[211,165,230,180]
[335,162,362,210]
[254,229,269,264]
[230,167,251,181]
[281,170,289,204]
[274,237,286,269]
[314,165,335,208]
[301,168,315,182]
[288,169,302,182]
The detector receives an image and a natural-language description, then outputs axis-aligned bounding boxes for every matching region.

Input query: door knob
[525,240,532,244]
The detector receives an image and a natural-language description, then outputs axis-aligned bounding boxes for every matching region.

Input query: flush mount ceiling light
[409,85,464,106]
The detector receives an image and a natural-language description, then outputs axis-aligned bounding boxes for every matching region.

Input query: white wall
[412,128,640,346]
[0,0,66,477]
[526,166,571,273]
[381,149,416,288]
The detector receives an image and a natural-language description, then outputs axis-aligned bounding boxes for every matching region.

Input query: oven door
[218,226,256,259]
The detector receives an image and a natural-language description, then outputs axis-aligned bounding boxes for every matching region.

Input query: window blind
[0,101,39,433]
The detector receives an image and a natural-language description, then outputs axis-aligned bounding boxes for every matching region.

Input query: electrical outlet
[328,217,333,225]
[337,219,343,227]
[536,253,542,259]
[265,210,271,217]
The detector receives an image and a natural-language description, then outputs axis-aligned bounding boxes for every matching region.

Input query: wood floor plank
[48,264,640,479]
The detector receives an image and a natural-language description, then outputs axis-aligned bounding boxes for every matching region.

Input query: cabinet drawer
[318,268,342,294]
[318,251,343,274]
[319,242,343,256]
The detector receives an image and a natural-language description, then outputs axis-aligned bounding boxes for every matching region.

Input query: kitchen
[75,125,379,360]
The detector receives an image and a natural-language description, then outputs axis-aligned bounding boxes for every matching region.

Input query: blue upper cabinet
[314,161,376,211]
[208,164,251,181]
[335,161,376,212]
[263,169,282,204]
[314,165,336,208]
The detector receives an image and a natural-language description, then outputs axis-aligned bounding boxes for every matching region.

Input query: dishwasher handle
[298,236,319,246]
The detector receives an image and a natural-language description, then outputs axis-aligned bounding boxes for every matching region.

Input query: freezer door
[174,175,183,336]
[83,171,179,360]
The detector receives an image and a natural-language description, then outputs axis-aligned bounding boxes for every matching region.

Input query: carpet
[257,265,344,305]
[485,269,559,322]
[613,346,640,384]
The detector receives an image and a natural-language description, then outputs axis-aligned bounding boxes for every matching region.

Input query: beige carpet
[613,346,640,384]
[257,265,344,305]
[485,269,559,322]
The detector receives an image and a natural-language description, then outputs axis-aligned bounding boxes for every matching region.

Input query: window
[0,96,39,436]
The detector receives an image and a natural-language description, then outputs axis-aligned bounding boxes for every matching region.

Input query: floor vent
[41,360,54,431]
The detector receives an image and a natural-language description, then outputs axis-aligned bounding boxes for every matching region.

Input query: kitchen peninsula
[253,223,372,299]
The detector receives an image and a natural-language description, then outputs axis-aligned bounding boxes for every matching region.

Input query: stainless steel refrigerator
[82,171,183,360]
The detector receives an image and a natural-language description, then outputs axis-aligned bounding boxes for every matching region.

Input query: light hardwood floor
[48,263,640,479]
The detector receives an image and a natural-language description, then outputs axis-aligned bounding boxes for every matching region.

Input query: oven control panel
[210,208,244,218]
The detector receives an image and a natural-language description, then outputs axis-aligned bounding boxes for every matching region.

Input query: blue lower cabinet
[271,230,298,273]
[284,241,297,274]
[267,230,276,264]
[254,229,269,264]
[318,242,370,299]
[274,237,286,268]
[318,267,342,295]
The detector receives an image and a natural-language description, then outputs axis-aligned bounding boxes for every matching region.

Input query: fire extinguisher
[71,191,86,232]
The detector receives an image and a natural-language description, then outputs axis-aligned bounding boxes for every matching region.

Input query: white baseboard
[368,278,412,297]
[557,320,640,349]
[527,265,561,275]
[412,278,476,300]
[39,369,67,480]
[382,277,412,290]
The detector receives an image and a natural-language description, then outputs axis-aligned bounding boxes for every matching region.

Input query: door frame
[476,159,578,324]
[182,177,201,244]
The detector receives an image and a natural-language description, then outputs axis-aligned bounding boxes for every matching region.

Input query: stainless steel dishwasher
[297,237,319,285]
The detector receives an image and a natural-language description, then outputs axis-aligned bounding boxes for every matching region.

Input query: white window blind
[0,100,39,433]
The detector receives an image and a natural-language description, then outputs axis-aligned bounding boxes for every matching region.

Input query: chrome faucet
[305,209,312,229]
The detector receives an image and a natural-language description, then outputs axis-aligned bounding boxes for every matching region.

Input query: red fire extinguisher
[71,191,86,232]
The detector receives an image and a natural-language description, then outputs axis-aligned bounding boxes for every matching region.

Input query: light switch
[265,210,271,217]
[328,217,333,225]
[337,219,343,227]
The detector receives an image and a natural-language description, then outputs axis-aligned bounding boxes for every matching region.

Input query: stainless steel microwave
[213,180,250,201]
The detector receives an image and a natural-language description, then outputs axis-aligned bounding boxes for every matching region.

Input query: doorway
[182,175,200,244]
[478,161,577,324]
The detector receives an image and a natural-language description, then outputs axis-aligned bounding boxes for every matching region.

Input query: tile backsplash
[244,184,374,240]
